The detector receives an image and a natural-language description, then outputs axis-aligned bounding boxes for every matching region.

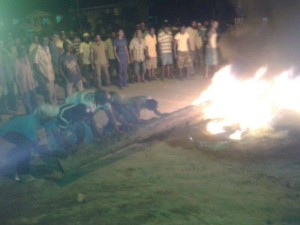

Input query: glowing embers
[193,65,300,140]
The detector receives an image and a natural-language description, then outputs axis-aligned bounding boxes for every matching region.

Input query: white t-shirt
[175,32,190,52]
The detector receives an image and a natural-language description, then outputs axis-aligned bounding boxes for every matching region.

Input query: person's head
[63,41,73,53]
[140,22,146,31]
[191,20,197,28]
[32,34,39,44]
[163,24,170,33]
[117,29,124,39]
[52,34,59,42]
[211,21,219,29]
[17,45,27,58]
[180,25,186,34]
[136,29,142,39]
[145,99,158,111]
[197,22,202,29]
[95,34,101,42]
[149,27,155,35]
[41,36,49,46]
[95,90,111,105]
[82,32,90,43]
[60,31,66,41]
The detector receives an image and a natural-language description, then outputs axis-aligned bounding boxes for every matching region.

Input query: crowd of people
[0,19,222,181]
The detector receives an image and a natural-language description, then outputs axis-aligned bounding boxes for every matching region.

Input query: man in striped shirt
[158,24,173,80]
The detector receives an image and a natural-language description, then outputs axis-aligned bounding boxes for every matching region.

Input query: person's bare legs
[166,64,171,78]
[186,67,190,79]
[161,65,166,80]
[178,68,183,80]
[205,64,210,78]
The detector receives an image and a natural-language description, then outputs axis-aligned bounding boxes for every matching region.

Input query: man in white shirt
[145,27,157,81]
[158,24,173,80]
[174,25,192,80]
[34,36,56,104]
[186,21,198,74]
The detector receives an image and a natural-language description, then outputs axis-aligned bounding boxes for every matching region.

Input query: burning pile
[193,65,300,140]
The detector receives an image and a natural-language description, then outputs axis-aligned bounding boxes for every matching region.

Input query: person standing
[205,21,219,78]
[145,27,157,81]
[158,24,173,79]
[195,22,204,67]
[113,29,130,89]
[59,41,84,97]
[129,29,146,82]
[186,21,198,74]
[79,33,92,87]
[174,25,192,80]
[91,34,111,89]
[34,36,56,104]
[105,32,117,78]
[14,45,38,114]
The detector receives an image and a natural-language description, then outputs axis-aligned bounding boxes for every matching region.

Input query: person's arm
[153,108,163,117]
[105,108,125,134]
[113,46,120,63]
[104,44,109,66]
[187,37,191,52]
[14,62,21,91]
[111,105,133,128]
[58,56,67,81]
[79,43,84,66]
[125,46,131,64]
[90,45,95,70]
[173,38,178,58]
[129,40,134,61]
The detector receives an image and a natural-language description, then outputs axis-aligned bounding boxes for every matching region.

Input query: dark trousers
[3,132,33,174]
[118,56,128,88]
[109,59,117,77]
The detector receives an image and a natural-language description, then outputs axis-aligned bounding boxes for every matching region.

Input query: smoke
[220,0,300,74]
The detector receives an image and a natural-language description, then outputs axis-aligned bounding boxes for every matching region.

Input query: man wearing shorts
[205,21,219,78]
[174,25,192,80]
[145,28,157,81]
[158,24,173,80]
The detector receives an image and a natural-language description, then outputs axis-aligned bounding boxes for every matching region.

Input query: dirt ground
[0,75,300,225]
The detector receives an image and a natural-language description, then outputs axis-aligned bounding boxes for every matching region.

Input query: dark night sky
[0,0,235,22]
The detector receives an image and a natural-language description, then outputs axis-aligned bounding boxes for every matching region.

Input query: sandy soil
[0,75,300,225]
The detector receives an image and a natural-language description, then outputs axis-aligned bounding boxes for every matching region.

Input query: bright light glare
[193,65,300,140]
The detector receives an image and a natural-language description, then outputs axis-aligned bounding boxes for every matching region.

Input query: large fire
[193,65,300,140]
